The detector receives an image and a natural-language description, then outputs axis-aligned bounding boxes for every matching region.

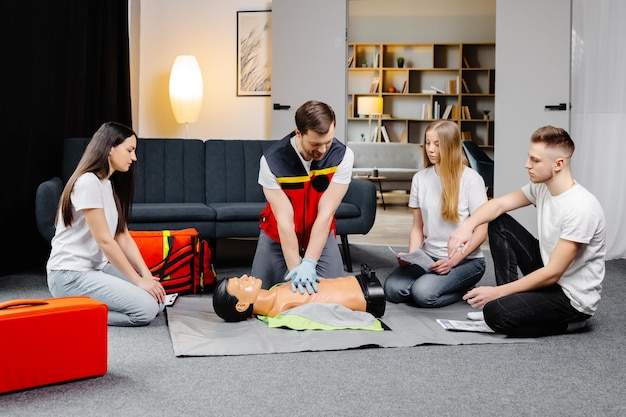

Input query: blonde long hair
[423,121,467,223]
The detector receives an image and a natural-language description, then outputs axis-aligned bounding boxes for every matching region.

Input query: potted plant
[396,57,405,68]
[362,58,367,68]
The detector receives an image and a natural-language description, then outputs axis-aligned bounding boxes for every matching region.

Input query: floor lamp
[169,55,204,139]
[357,96,383,142]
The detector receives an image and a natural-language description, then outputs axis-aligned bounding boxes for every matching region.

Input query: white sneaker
[467,311,484,321]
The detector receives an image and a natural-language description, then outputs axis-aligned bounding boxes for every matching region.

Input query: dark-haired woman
[46,122,165,326]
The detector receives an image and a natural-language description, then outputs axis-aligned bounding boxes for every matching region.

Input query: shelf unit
[347,43,495,148]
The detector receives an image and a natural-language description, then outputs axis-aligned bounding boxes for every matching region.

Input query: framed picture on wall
[237,10,272,96]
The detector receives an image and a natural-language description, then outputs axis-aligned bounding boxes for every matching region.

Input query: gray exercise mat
[166,295,535,356]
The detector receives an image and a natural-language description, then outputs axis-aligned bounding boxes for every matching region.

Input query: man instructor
[251,100,354,294]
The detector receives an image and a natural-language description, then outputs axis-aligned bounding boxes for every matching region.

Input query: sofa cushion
[209,202,266,221]
[334,179,377,236]
[130,203,215,222]
[204,139,277,204]
[335,202,361,219]
[133,139,206,204]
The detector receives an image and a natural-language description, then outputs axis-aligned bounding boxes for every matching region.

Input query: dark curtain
[1,0,132,275]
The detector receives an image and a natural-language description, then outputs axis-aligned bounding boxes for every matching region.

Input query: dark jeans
[384,257,485,308]
[485,214,590,337]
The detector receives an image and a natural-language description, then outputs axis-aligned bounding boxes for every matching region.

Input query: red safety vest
[259,133,346,253]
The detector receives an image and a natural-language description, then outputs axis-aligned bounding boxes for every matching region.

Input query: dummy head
[212,275,262,322]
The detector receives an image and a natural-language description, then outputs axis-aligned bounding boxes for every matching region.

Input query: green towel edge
[257,312,384,332]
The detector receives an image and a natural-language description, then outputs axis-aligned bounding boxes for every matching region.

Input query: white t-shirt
[47,173,119,271]
[522,181,606,315]
[409,166,488,259]
[259,136,354,189]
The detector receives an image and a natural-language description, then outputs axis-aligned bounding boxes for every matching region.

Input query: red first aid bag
[130,228,215,294]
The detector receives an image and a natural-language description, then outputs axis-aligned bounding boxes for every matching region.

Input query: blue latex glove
[284,258,320,294]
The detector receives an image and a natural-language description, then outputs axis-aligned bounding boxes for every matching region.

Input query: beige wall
[132,0,495,139]
[132,0,272,139]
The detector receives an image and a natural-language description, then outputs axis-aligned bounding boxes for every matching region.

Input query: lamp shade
[357,96,383,116]
[169,55,204,124]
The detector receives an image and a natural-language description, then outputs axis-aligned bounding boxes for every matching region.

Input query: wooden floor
[348,191,412,247]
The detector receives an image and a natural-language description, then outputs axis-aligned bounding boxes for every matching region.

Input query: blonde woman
[384,121,488,308]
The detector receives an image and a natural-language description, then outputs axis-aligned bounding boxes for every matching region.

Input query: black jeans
[485,214,590,337]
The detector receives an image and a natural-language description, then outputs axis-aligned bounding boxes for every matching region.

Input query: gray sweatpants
[251,231,346,289]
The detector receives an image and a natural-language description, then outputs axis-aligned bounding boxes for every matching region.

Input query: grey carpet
[1,240,625,416]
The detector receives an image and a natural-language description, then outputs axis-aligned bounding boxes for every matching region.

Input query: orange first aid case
[0,296,108,394]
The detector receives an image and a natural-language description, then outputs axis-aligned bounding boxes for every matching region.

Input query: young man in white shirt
[448,126,606,337]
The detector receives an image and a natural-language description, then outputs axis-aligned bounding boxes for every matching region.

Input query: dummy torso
[253,276,367,317]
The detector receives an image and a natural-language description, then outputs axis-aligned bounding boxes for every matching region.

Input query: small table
[354,175,387,210]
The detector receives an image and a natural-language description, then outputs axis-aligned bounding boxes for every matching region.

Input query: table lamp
[357,96,383,142]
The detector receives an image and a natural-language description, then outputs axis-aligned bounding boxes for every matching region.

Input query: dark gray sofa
[35,137,377,272]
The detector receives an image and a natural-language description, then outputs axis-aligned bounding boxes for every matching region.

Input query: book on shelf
[381,125,390,142]
[451,105,460,119]
[373,51,380,68]
[347,55,354,68]
[401,80,407,94]
[421,104,433,120]
[462,105,471,119]
[442,104,453,119]
[433,102,440,119]
[463,56,470,68]
[399,129,408,143]
[369,77,380,93]
[371,126,380,142]
[445,79,457,94]
[461,131,472,140]
[462,78,470,93]
[429,85,445,94]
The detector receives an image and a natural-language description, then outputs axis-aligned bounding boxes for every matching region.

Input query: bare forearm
[500,267,561,296]
[464,223,487,254]
[407,228,424,253]
[303,213,334,261]
[303,182,347,261]
[465,200,501,231]
[99,239,143,285]
[277,220,303,270]
[116,232,151,277]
